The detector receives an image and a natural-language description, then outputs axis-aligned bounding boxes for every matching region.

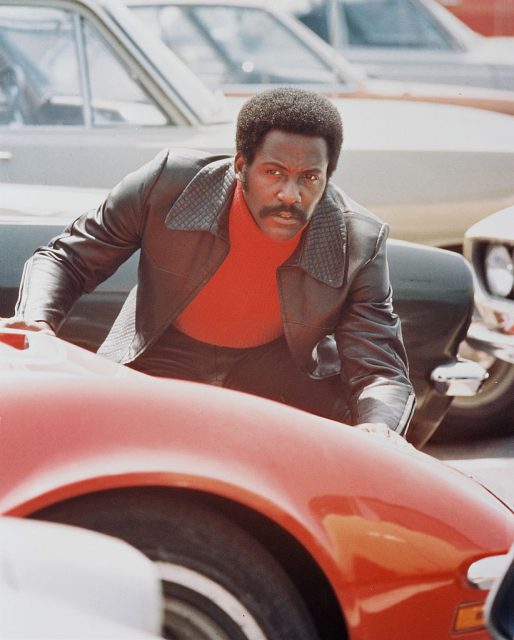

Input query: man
[2,88,415,436]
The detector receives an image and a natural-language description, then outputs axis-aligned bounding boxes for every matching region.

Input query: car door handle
[0,151,13,161]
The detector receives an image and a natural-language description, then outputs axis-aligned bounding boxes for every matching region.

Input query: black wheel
[431,353,514,442]
[34,491,320,640]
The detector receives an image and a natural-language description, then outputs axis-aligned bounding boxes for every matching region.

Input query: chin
[267,229,298,242]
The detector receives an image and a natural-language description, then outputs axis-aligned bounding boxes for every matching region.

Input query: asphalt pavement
[424,434,514,508]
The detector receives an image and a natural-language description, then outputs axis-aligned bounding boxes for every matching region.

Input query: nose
[277,179,301,204]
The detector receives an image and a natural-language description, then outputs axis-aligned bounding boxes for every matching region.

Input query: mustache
[258,204,307,223]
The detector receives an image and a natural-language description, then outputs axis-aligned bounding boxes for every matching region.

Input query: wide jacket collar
[165,157,348,288]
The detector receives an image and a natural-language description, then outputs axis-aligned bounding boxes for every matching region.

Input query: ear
[234,152,246,179]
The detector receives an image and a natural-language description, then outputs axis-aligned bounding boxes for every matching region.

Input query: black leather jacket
[16,149,415,432]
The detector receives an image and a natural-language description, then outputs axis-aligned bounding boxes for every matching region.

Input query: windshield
[105,0,229,123]
[297,0,461,50]
[341,0,455,48]
[130,3,345,87]
[0,6,174,126]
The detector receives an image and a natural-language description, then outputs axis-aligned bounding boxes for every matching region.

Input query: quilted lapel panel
[295,187,347,288]
[165,158,236,237]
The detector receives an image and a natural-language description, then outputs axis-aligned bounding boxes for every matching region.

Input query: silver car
[126,0,514,118]
[442,206,514,440]
[293,0,514,90]
[2,0,514,251]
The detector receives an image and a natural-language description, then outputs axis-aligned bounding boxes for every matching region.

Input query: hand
[357,422,393,435]
[356,422,413,448]
[0,317,55,336]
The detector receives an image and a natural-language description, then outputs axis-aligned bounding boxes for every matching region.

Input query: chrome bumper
[430,358,488,396]
[465,319,514,365]
[468,552,511,590]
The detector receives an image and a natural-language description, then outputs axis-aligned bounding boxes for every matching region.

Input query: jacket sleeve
[15,150,170,331]
[335,223,415,434]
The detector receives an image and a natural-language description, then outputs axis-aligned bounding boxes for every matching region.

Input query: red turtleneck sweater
[174,183,302,347]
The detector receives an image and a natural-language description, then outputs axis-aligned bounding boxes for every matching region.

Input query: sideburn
[240,166,249,193]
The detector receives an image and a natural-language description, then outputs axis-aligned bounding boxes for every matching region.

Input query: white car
[293,0,514,90]
[127,0,514,117]
[0,516,162,638]
[1,0,514,249]
[439,206,514,440]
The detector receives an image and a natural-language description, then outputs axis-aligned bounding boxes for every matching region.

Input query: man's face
[235,130,329,242]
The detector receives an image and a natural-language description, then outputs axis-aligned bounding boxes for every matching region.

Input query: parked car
[0,327,512,640]
[293,0,514,90]
[1,0,514,249]
[485,542,514,640]
[0,181,488,447]
[438,0,514,36]
[0,516,162,638]
[126,0,514,116]
[434,205,514,441]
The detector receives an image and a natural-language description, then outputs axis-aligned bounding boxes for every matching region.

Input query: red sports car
[1,329,512,639]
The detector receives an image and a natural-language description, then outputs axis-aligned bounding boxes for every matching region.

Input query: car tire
[34,491,320,640]
[431,357,514,442]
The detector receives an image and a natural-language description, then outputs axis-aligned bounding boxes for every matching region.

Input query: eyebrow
[261,161,324,173]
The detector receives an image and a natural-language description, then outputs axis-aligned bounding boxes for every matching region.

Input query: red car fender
[1,334,513,639]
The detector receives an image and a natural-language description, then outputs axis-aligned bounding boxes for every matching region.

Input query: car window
[340,0,455,49]
[134,6,227,83]
[0,5,168,127]
[132,4,340,86]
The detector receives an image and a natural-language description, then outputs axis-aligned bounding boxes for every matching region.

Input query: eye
[303,173,320,183]
[265,169,282,177]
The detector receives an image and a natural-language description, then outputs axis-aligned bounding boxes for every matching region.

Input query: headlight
[484,244,514,298]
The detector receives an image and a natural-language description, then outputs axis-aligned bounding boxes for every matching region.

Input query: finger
[0,319,54,334]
